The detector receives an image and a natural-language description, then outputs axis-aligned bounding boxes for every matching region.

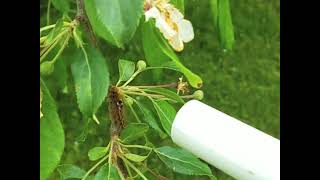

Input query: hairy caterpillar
[108,86,125,136]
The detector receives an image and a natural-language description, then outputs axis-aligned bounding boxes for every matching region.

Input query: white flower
[144,0,194,52]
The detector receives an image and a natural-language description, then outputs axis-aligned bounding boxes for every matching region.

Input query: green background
[41,0,280,179]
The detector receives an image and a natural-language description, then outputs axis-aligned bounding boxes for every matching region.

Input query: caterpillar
[108,86,125,136]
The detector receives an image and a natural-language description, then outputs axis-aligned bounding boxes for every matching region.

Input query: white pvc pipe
[171,100,280,180]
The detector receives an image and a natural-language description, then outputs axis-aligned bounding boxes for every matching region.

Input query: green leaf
[52,58,67,90]
[218,0,235,50]
[71,44,110,117]
[40,61,55,76]
[88,147,109,161]
[209,0,218,28]
[155,146,213,176]
[210,175,218,180]
[141,22,169,67]
[123,153,149,162]
[151,100,176,135]
[52,0,70,13]
[57,164,86,179]
[150,61,181,72]
[171,0,184,14]
[118,59,136,82]
[143,88,184,104]
[40,79,65,180]
[134,100,167,138]
[94,163,121,180]
[120,123,149,143]
[142,22,203,88]
[76,119,91,143]
[85,0,144,47]
[86,176,95,180]
[44,57,68,93]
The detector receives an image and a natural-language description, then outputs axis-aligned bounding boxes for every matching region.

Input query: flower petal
[168,6,184,23]
[145,7,160,21]
[155,15,176,39]
[169,34,184,52]
[177,19,194,42]
[157,0,171,8]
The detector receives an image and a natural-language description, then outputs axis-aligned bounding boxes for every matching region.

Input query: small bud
[137,60,147,71]
[125,97,134,106]
[193,90,204,100]
[40,61,54,76]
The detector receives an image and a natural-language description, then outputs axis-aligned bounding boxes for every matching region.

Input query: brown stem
[75,0,97,47]
[108,87,128,179]
[117,157,128,179]
[109,136,127,179]
[75,0,84,18]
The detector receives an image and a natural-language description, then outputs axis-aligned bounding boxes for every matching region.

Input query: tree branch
[75,0,97,47]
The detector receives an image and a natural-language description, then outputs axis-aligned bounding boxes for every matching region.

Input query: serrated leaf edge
[155,148,212,176]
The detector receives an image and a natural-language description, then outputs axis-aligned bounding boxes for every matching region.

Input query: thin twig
[123,91,165,99]
[46,0,51,25]
[119,156,148,180]
[125,82,178,89]
[81,155,108,180]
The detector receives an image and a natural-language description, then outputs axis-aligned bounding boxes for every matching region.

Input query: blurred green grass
[184,0,280,138]
[41,0,279,179]
[179,1,280,179]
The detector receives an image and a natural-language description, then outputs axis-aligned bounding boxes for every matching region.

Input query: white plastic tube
[171,100,280,180]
